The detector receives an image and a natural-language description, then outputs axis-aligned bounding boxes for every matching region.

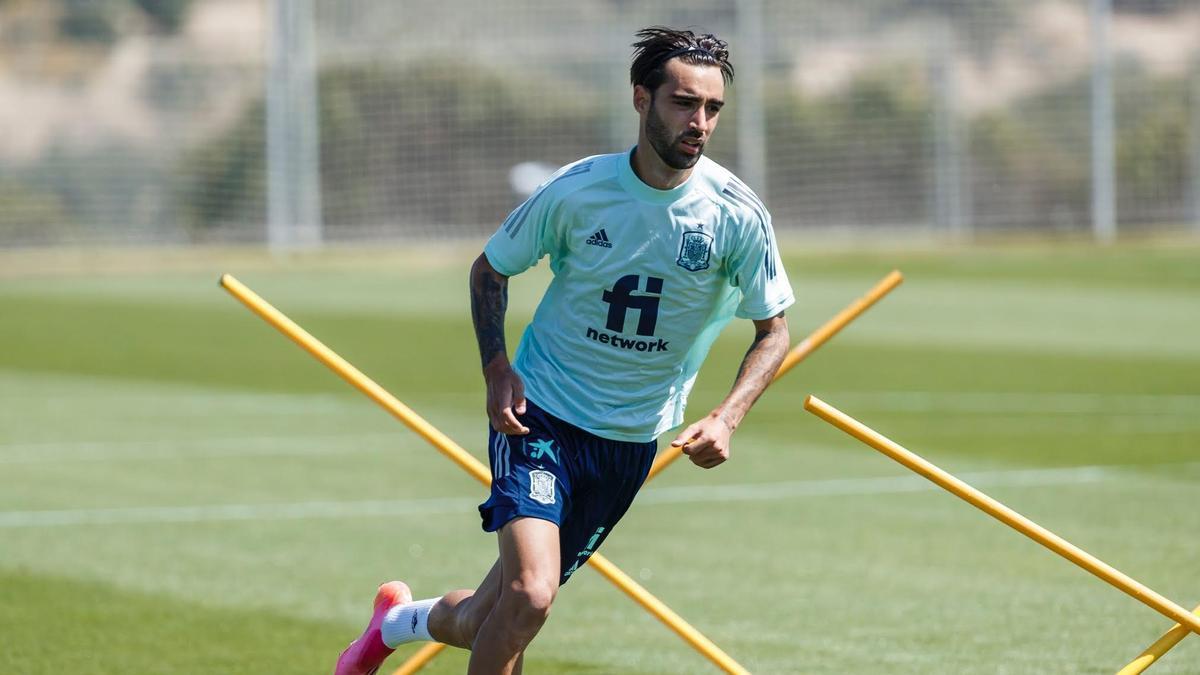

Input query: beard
[645,99,704,171]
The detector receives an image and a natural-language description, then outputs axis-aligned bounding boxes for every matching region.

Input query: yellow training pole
[392,554,752,675]
[776,270,903,383]
[219,274,749,675]
[646,269,903,481]
[390,643,445,675]
[803,395,1200,637]
[585,553,749,674]
[1116,602,1200,675]
[220,274,491,485]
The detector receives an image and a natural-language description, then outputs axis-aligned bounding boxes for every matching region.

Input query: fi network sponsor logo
[585,229,613,248]
[586,274,670,352]
[585,327,670,352]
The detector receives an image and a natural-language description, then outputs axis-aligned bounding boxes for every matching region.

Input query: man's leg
[468,517,560,675]
[335,559,505,675]
[425,559,502,648]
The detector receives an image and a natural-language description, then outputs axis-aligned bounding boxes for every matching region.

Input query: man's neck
[630,140,693,190]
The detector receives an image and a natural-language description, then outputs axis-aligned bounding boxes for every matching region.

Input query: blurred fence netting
[0,0,1197,248]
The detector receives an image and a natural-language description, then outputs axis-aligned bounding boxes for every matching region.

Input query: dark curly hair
[630,26,735,93]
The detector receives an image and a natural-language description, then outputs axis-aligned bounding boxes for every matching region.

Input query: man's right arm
[469,253,530,435]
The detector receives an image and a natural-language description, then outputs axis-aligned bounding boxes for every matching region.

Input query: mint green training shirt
[484,148,794,443]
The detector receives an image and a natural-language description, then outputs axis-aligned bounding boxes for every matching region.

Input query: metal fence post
[930,20,971,240]
[1190,57,1200,234]
[1090,0,1116,244]
[736,0,768,200]
[267,0,323,252]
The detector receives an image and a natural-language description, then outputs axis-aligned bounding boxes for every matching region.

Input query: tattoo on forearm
[470,264,509,368]
[734,326,782,384]
[724,323,789,425]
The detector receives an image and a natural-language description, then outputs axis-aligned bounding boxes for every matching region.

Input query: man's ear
[633,84,651,114]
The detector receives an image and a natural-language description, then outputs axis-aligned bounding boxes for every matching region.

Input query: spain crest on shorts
[528,469,556,505]
[676,230,713,272]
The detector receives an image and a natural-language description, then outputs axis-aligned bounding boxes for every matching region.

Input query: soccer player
[336,26,793,675]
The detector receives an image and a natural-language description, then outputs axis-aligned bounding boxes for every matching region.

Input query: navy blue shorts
[478,399,657,585]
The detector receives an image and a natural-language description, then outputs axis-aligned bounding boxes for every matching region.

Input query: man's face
[637,59,726,171]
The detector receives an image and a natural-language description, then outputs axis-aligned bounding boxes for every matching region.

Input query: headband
[655,45,717,68]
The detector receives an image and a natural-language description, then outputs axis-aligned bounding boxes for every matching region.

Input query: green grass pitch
[1,240,1198,673]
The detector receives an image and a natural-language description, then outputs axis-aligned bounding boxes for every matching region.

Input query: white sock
[381,596,441,647]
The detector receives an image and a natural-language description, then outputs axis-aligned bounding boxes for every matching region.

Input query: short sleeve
[483,185,561,277]
[727,205,794,320]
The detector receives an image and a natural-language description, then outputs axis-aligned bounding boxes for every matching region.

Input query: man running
[337,25,793,675]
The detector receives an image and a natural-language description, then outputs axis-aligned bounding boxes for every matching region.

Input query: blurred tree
[177,59,605,235]
[56,0,193,43]
[177,100,266,234]
[1114,67,1191,215]
[0,179,71,245]
[58,0,118,43]
[765,65,933,226]
[131,0,192,33]
[1113,0,1191,14]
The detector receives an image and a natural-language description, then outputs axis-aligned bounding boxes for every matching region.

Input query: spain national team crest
[528,469,556,505]
[676,230,713,272]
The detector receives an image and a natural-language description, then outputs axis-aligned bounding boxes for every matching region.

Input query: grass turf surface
[2,240,1199,673]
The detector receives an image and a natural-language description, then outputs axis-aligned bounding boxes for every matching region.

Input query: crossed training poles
[221,269,1193,674]
[220,270,903,674]
[802,397,1200,674]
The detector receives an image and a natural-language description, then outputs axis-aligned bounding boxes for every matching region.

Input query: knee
[502,574,557,632]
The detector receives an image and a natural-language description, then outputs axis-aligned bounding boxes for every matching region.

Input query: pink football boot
[334,581,412,675]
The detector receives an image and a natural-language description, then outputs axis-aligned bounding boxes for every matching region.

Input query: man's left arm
[670,313,790,469]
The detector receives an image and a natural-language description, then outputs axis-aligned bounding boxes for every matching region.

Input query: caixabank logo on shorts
[584,274,670,353]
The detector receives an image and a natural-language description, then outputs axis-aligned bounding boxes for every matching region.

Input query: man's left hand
[670,412,735,469]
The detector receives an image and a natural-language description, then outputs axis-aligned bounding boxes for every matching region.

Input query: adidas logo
[585,229,613,248]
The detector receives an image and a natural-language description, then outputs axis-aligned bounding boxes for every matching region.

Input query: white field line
[793,391,1200,415]
[3,387,1196,415]
[880,416,1200,436]
[10,388,1197,465]
[388,390,1200,416]
[635,466,1117,505]
[0,432,403,464]
[0,381,365,412]
[0,497,480,528]
[5,389,1196,457]
[0,464,1157,529]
